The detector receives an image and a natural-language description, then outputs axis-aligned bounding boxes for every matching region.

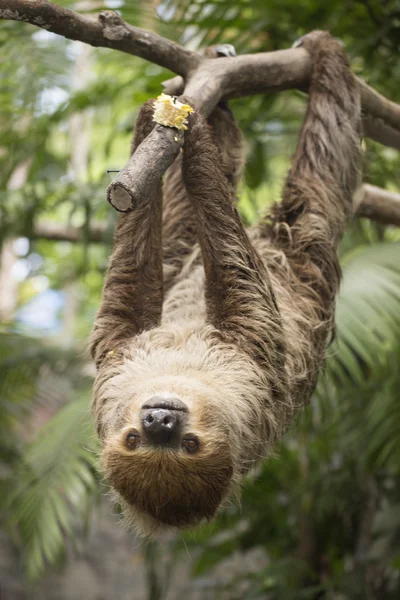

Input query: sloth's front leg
[90,105,163,370]
[182,110,287,399]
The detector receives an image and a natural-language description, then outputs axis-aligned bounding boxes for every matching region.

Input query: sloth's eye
[125,430,140,450]
[182,437,199,454]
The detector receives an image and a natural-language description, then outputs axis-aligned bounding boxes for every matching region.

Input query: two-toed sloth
[90,32,361,537]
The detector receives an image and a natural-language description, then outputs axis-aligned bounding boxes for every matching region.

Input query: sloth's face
[101,381,234,535]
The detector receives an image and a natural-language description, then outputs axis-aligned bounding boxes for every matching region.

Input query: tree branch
[163,54,400,147]
[0,0,198,76]
[2,2,400,141]
[2,1,400,207]
[107,125,184,212]
[32,221,111,243]
[29,184,400,243]
[355,184,400,226]
[110,51,400,210]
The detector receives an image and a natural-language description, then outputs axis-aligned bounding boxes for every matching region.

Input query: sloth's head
[99,373,239,537]
[95,327,270,537]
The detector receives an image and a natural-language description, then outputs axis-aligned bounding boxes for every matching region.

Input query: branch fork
[1,0,400,225]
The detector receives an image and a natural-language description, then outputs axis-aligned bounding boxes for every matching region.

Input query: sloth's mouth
[141,398,188,413]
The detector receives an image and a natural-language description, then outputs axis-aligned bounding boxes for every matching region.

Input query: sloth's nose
[141,408,181,445]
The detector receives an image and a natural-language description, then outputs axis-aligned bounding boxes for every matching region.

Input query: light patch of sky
[32,28,77,62]
[179,3,217,47]
[66,40,83,61]
[181,26,203,49]
[16,289,64,334]
[11,259,30,282]
[9,253,43,282]
[13,237,30,257]
[32,30,59,44]
[105,0,124,8]
[252,120,285,135]
[265,120,284,134]
[36,86,69,115]
[157,2,176,21]
[27,253,44,272]
[181,25,197,44]
[9,243,57,332]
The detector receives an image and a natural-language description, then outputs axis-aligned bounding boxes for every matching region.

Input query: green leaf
[322,242,400,390]
[1,394,99,579]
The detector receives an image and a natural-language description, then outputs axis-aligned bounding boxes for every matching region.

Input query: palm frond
[0,330,85,455]
[313,242,400,471]
[1,394,99,579]
[319,242,400,393]
[364,350,400,469]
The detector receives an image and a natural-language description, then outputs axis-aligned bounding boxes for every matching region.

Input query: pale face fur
[94,320,276,537]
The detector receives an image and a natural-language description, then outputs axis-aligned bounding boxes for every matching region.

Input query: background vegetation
[1,1,400,598]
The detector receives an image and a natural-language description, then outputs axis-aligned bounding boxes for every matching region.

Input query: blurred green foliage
[1,1,400,598]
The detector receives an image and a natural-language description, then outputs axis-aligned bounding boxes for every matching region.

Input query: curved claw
[292,31,344,50]
[214,43,237,57]
[204,43,237,58]
[292,36,304,49]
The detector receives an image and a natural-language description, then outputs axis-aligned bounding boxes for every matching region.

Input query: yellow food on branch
[153,93,194,130]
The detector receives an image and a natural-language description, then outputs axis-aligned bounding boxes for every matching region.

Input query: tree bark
[1,0,400,147]
[107,126,184,212]
[32,221,112,243]
[354,184,400,226]
[30,184,400,243]
[0,1,197,75]
[2,0,400,221]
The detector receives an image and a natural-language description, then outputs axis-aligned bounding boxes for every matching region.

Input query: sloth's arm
[90,103,163,368]
[162,105,244,293]
[254,32,362,403]
[267,32,361,311]
[182,112,287,396]
[125,98,244,297]
[128,99,198,294]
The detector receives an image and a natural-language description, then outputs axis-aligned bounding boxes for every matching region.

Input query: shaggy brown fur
[90,31,361,537]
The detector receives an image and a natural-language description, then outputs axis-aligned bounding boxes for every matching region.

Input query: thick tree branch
[30,185,400,243]
[163,56,400,149]
[0,0,198,76]
[359,79,400,135]
[107,126,184,212]
[354,184,400,226]
[2,0,400,207]
[111,51,400,210]
[32,221,111,243]
[2,2,400,141]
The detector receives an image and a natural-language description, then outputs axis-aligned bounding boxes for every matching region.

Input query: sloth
[90,31,362,537]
